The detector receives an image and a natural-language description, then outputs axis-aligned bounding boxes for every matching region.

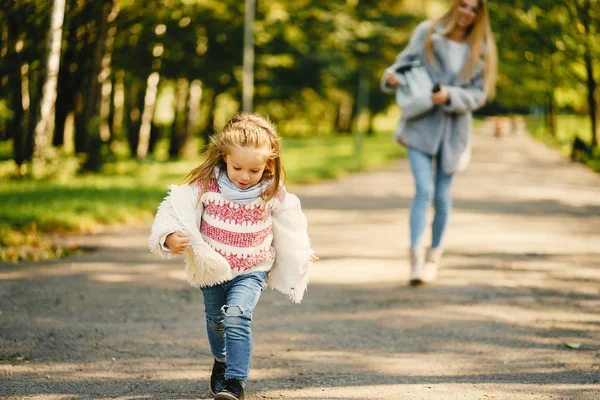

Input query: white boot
[421,247,443,283]
[409,247,425,286]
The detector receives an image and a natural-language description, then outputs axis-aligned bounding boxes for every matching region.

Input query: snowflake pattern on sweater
[198,178,285,273]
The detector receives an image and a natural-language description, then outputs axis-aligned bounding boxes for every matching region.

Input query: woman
[381,0,498,285]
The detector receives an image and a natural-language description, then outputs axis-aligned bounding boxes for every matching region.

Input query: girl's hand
[385,74,400,88]
[310,253,319,262]
[431,85,450,105]
[165,231,190,254]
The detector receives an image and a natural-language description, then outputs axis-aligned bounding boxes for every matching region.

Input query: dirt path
[2,126,599,400]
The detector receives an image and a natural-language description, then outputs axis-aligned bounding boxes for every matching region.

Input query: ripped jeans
[200,271,268,380]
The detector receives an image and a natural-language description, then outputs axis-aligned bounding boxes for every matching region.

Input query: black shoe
[209,359,227,396]
[214,378,244,400]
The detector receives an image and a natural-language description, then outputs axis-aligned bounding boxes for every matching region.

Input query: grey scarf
[214,166,271,205]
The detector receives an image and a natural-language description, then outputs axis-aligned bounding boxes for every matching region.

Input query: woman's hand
[165,231,190,254]
[385,74,400,88]
[431,85,450,105]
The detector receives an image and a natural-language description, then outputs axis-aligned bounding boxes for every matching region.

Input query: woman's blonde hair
[183,113,285,202]
[424,0,498,99]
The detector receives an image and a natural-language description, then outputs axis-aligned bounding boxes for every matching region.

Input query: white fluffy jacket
[148,183,312,303]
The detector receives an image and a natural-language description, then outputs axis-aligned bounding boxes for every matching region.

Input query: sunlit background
[0,0,598,261]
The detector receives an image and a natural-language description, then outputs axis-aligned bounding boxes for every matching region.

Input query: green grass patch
[0,132,404,262]
[527,114,592,155]
[0,354,29,362]
[283,132,405,184]
[527,114,600,173]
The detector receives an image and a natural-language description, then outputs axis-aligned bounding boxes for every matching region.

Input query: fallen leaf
[565,343,581,349]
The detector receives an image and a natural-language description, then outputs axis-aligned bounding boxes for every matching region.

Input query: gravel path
[1,126,599,399]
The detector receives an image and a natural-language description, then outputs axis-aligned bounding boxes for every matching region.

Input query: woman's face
[456,0,479,29]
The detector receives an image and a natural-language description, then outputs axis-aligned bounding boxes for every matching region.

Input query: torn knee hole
[221,304,247,317]
[206,313,224,324]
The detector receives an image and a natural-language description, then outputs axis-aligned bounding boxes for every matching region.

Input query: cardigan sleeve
[442,53,487,114]
[148,190,185,259]
[442,71,486,114]
[380,20,430,94]
[268,188,312,304]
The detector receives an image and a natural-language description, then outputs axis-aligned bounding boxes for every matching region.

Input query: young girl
[149,113,317,400]
[381,0,497,285]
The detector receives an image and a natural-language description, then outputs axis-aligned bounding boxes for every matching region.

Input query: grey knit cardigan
[381,21,488,174]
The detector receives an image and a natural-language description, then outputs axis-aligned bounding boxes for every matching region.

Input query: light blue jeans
[408,147,455,249]
[200,271,268,381]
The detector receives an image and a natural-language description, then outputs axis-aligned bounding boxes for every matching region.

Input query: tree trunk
[25,66,39,162]
[126,79,144,157]
[33,0,66,166]
[366,113,374,136]
[243,0,255,112]
[52,0,78,147]
[0,11,8,141]
[6,10,27,167]
[354,69,370,156]
[147,122,160,155]
[169,78,189,159]
[136,72,160,158]
[201,93,219,146]
[546,57,557,138]
[582,0,597,148]
[81,0,113,169]
[336,95,353,134]
[184,79,203,155]
[107,73,116,142]
[73,1,105,154]
[111,70,125,141]
[98,2,119,143]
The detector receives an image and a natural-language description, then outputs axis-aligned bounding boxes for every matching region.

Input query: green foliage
[284,133,404,184]
[32,147,83,181]
[492,0,599,114]
[0,140,12,161]
[528,114,592,155]
[527,113,600,172]
[0,132,404,262]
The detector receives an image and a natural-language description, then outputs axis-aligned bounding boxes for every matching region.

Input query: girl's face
[224,146,269,189]
[456,0,478,29]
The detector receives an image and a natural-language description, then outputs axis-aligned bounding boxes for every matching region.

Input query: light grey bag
[394,60,435,120]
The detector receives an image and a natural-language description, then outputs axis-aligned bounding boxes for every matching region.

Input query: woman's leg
[408,147,435,248]
[431,155,455,248]
[221,271,268,381]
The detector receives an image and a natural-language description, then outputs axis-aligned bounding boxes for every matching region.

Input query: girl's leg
[200,284,228,362]
[431,155,455,248]
[408,148,435,248]
[222,271,268,381]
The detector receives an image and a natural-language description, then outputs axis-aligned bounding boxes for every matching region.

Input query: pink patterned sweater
[198,178,286,277]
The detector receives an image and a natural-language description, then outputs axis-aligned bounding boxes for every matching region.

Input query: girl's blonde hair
[424,0,498,99]
[183,113,285,202]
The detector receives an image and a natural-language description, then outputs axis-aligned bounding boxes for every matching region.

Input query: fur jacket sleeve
[268,191,312,304]
[148,184,232,287]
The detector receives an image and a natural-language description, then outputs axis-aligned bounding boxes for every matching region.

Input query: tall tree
[32,0,65,167]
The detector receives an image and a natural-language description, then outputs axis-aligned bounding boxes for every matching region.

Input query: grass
[0,354,29,362]
[0,131,404,262]
[527,114,592,155]
[527,114,600,173]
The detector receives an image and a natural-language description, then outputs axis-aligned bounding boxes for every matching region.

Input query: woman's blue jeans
[200,271,267,381]
[408,147,455,249]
